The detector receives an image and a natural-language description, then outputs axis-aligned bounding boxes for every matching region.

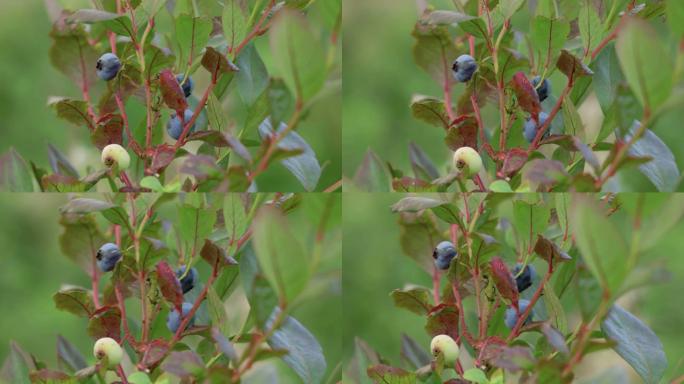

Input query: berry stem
[174,79,217,150]
[115,365,129,384]
[506,259,554,341]
[529,77,573,150]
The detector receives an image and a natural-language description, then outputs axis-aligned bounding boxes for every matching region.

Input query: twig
[232,0,276,59]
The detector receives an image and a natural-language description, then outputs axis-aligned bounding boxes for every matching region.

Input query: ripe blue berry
[512,263,536,293]
[532,76,550,102]
[96,53,121,81]
[451,54,477,82]
[504,299,533,329]
[176,74,194,98]
[166,302,195,333]
[433,241,457,270]
[523,112,549,143]
[96,243,122,272]
[166,109,196,140]
[176,266,198,294]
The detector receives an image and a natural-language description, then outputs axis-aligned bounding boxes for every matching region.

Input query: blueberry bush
[350,0,684,192]
[0,0,341,193]
[344,193,684,383]
[0,192,341,383]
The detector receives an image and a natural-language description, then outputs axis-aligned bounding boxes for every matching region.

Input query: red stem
[232,0,277,58]
[116,365,129,384]
[529,78,573,150]
[506,260,554,341]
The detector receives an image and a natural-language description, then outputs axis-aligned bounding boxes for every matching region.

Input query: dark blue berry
[523,112,549,143]
[512,263,536,293]
[176,74,194,98]
[166,302,195,333]
[96,243,122,272]
[452,54,477,82]
[504,299,532,329]
[176,266,198,294]
[532,76,550,102]
[433,241,457,270]
[166,109,196,140]
[96,53,121,81]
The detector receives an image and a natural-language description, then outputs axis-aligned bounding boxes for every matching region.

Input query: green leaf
[252,206,310,302]
[463,368,489,384]
[500,0,525,19]
[530,16,570,70]
[53,287,95,317]
[267,308,327,384]
[512,200,551,255]
[177,205,217,252]
[48,97,94,130]
[570,196,629,293]
[625,122,679,192]
[616,19,673,111]
[258,118,321,191]
[410,95,448,129]
[58,212,106,275]
[0,148,34,192]
[666,0,684,37]
[640,195,684,251]
[175,13,212,71]
[412,24,457,85]
[223,194,247,244]
[223,0,249,52]
[239,243,278,327]
[128,372,153,384]
[67,9,135,37]
[601,304,667,384]
[206,286,228,333]
[270,9,327,101]
[367,365,417,384]
[390,286,432,315]
[543,282,567,333]
[578,1,602,55]
[236,43,270,106]
[7,342,33,384]
[49,23,99,93]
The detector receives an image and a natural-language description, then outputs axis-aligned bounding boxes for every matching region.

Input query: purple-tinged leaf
[156,261,184,310]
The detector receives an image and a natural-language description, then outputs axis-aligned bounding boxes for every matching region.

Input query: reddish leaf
[140,339,169,368]
[425,303,459,340]
[367,365,415,381]
[524,159,568,188]
[533,235,572,263]
[489,256,519,307]
[159,69,188,112]
[162,350,204,378]
[500,148,528,177]
[200,239,238,267]
[201,47,239,79]
[510,72,541,119]
[556,50,594,80]
[87,306,121,341]
[392,177,432,191]
[91,114,123,150]
[444,117,478,150]
[30,369,71,381]
[488,345,535,372]
[156,260,183,310]
[147,145,177,175]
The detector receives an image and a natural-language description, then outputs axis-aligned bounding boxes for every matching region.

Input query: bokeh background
[0,0,341,192]
[342,193,684,382]
[342,0,684,191]
[0,193,342,382]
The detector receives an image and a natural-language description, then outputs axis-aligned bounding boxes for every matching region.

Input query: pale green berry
[93,337,123,368]
[101,144,130,170]
[430,334,460,366]
[453,147,482,177]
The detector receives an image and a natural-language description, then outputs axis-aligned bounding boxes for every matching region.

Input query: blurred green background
[0,193,341,382]
[0,0,341,192]
[342,193,684,382]
[342,0,684,191]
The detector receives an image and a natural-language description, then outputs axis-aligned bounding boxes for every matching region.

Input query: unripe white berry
[452,147,482,177]
[430,334,460,366]
[93,337,123,368]
[101,144,130,170]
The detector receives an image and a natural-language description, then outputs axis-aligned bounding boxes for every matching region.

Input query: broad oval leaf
[267,308,327,384]
[625,122,679,192]
[258,118,321,191]
[601,304,667,384]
